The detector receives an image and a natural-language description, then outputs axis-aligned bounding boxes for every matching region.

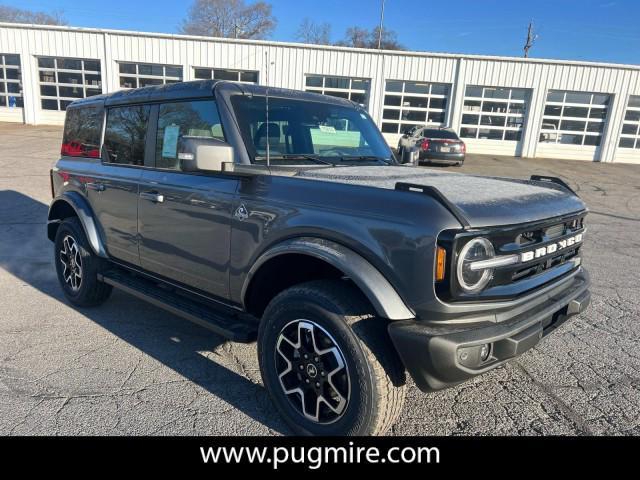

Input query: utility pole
[523,21,538,58]
[377,0,386,49]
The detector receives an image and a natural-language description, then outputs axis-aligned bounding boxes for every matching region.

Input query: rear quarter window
[61,106,103,158]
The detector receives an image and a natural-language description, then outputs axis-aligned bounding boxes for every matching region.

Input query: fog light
[480,344,491,362]
[458,343,493,368]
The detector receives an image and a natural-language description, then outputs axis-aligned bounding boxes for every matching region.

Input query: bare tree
[0,5,67,25]
[338,26,404,50]
[523,21,538,58]
[295,18,331,45]
[180,0,276,39]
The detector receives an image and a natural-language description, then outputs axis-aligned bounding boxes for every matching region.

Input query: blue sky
[5,0,640,64]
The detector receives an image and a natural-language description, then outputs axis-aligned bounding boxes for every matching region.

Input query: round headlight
[456,237,495,293]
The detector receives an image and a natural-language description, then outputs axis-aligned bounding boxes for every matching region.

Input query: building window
[619,95,640,149]
[193,67,258,84]
[0,54,23,108]
[304,75,371,108]
[459,86,529,141]
[380,80,450,134]
[37,57,102,111]
[118,62,183,89]
[539,90,610,146]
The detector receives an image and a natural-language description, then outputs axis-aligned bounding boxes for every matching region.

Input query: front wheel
[258,280,407,436]
[54,217,112,307]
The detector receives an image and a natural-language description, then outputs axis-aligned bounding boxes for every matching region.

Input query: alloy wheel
[275,319,350,424]
[59,234,82,292]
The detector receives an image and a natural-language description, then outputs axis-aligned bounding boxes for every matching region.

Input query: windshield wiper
[254,154,335,165]
[337,155,392,165]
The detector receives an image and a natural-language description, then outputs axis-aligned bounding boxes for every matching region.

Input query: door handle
[140,191,164,203]
[86,182,105,192]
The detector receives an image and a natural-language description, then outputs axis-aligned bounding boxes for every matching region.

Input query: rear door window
[61,106,103,158]
[103,105,151,166]
[155,100,225,170]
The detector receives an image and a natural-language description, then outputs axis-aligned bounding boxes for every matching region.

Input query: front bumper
[388,269,590,392]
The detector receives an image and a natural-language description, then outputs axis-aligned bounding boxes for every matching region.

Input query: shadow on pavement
[0,189,287,434]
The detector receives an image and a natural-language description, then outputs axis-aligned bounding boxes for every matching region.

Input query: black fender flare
[242,237,415,321]
[47,191,108,258]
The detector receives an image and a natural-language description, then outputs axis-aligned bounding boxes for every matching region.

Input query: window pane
[214,69,239,81]
[465,85,483,97]
[4,54,20,66]
[506,117,523,128]
[547,90,564,102]
[156,100,225,170]
[460,127,477,138]
[240,71,258,83]
[560,134,584,145]
[165,66,182,79]
[563,106,589,118]
[480,115,506,127]
[625,110,640,122]
[431,84,449,96]
[5,69,20,80]
[84,60,100,72]
[589,108,607,119]
[325,77,349,89]
[39,71,56,83]
[86,88,102,98]
[508,103,525,114]
[462,114,479,125]
[104,105,151,166]
[58,72,83,85]
[560,120,586,131]
[565,92,592,104]
[120,77,137,88]
[0,96,5,107]
[629,96,640,108]
[583,135,600,146]
[85,74,101,87]
[58,59,82,70]
[40,85,57,97]
[404,82,429,94]
[61,106,103,158]
[194,68,212,80]
[401,110,426,122]
[544,105,562,116]
[622,124,638,135]
[41,99,58,110]
[427,111,445,123]
[504,130,522,141]
[383,109,400,120]
[592,94,610,105]
[38,57,55,69]
[349,92,366,104]
[119,63,136,74]
[586,122,604,133]
[402,96,429,109]
[59,86,84,98]
[386,80,403,92]
[139,77,163,87]
[510,89,527,101]
[305,76,322,87]
[351,79,369,91]
[482,101,508,113]
[429,97,447,110]
[484,88,509,99]
[384,95,401,106]
[620,137,635,148]
[464,100,481,111]
[6,82,20,94]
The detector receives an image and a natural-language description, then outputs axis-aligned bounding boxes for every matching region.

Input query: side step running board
[98,269,257,342]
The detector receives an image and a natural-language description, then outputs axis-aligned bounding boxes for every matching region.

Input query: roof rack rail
[530,175,578,196]
[395,182,471,229]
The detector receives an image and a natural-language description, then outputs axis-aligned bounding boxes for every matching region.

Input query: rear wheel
[54,217,112,307]
[258,280,406,436]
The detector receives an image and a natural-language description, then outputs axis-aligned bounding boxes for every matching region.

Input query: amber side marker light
[436,246,447,282]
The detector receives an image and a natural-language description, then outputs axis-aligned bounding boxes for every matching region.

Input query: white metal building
[1,22,640,164]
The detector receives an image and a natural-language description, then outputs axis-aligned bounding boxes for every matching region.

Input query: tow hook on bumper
[388,283,590,392]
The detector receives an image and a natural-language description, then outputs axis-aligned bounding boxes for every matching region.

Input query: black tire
[454,161,463,167]
[54,217,112,307]
[258,279,406,436]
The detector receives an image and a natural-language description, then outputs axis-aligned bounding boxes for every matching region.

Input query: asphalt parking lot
[1,122,639,435]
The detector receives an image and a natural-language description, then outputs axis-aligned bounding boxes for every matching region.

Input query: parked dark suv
[48,80,590,436]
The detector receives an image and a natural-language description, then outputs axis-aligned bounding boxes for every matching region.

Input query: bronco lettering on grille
[520,233,583,262]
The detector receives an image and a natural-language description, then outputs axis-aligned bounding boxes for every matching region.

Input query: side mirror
[178,136,234,172]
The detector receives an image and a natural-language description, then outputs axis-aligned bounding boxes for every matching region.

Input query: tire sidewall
[258,290,378,436]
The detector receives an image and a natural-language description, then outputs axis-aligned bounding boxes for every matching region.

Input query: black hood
[297,166,587,228]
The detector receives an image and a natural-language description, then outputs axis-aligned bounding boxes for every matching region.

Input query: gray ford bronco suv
[48,80,590,436]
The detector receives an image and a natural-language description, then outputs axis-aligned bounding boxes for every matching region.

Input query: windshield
[422,129,459,140]
[231,95,393,164]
